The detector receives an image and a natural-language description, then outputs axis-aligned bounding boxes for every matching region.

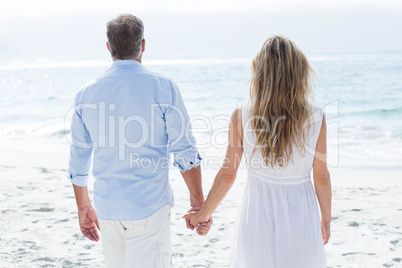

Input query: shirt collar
[111,59,143,68]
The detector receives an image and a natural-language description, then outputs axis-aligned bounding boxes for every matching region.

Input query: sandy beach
[0,0,401,263]
[1,147,401,268]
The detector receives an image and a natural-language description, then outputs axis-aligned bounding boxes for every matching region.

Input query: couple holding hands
[68,13,331,268]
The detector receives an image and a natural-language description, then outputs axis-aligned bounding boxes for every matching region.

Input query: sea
[0,51,401,170]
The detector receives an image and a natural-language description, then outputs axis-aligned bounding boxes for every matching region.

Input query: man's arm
[163,80,212,235]
[68,91,99,241]
[180,165,204,207]
[180,165,213,235]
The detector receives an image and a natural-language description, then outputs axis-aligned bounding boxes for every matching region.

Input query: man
[67,14,212,267]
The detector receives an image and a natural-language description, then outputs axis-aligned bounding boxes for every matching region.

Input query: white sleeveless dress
[229,103,327,268]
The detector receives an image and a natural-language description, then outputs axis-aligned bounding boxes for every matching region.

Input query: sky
[1,0,402,57]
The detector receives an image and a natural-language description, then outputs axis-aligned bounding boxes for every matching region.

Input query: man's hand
[184,205,202,231]
[78,206,100,242]
[194,216,213,236]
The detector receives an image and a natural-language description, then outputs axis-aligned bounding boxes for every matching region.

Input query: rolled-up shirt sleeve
[67,91,94,186]
[164,80,202,171]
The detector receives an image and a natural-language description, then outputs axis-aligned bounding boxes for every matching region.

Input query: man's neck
[112,58,142,63]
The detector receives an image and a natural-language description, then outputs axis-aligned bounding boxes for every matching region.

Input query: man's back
[68,60,201,220]
[68,14,209,267]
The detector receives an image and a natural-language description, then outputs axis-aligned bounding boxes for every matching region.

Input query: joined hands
[182,205,213,236]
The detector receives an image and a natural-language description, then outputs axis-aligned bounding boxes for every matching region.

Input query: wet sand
[1,152,402,267]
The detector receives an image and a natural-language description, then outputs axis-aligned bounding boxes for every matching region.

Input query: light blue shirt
[67,60,201,220]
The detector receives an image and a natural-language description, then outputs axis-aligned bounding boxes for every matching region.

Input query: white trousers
[98,204,172,268]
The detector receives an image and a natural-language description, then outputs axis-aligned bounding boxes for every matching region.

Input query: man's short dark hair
[107,14,144,60]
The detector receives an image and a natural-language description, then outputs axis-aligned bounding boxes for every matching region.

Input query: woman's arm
[183,108,244,227]
[313,114,332,245]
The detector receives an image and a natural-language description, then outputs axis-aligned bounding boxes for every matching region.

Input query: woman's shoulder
[310,104,324,114]
[232,107,242,121]
[239,101,252,126]
[240,101,252,114]
[309,104,325,124]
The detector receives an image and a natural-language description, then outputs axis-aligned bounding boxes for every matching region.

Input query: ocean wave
[309,56,342,62]
[343,106,402,117]
[0,123,69,140]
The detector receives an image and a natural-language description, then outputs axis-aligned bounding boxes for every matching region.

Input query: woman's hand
[321,219,331,245]
[189,211,209,228]
[183,210,213,236]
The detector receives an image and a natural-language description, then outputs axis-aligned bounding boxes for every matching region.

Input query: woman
[183,35,331,267]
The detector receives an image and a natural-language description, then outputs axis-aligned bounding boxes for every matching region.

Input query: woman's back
[241,103,324,179]
[184,35,331,268]
[229,103,327,268]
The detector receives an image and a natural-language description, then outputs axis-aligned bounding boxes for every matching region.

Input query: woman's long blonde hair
[249,35,315,167]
